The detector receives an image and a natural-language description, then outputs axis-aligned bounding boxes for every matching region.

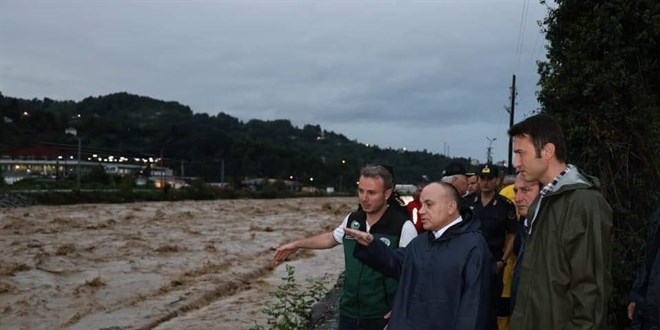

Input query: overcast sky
[1,0,549,164]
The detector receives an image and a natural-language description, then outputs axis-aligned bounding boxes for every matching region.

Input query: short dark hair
[508,114,567,162]
[360,165,394,190]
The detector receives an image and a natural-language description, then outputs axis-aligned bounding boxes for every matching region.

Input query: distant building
[1,142,173,186]
[240,177,301,192]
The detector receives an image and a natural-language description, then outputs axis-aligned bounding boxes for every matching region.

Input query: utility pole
[220,159,225,183]
[76,137,81,190]
[506,74,516,174]
[65,127,81,191]
[487,137,497,164]
[160,148,165,189]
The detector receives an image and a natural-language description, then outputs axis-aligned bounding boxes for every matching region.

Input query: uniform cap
[478,164,499,178]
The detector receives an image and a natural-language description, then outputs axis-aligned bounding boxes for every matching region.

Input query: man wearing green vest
[272,165,417,330]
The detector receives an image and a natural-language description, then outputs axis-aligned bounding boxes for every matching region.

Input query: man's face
[452,174,468,196]
[419,183,455,231]
[413,183,426,199]
[467,176,479,194]
[357,176,391,214]
[478,175,498,193]
[513,175,540,217]
[513,134,547,182]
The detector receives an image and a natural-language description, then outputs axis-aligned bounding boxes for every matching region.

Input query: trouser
[338,314,388,330]
[632,304,660,330]
[487,267,504,330]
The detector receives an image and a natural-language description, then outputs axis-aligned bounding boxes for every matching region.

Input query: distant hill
[0,92,472,187]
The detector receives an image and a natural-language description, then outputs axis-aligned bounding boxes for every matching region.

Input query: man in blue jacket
[345,181,492,329]
[628,203,660,329]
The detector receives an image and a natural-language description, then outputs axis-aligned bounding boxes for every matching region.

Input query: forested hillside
[0,92,467,187]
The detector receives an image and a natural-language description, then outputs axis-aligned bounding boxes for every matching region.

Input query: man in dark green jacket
[508,114,612,329]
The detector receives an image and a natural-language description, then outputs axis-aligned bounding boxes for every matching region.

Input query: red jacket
[406,199,424,234]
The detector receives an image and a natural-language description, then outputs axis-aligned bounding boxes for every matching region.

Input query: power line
[514,0,531,73]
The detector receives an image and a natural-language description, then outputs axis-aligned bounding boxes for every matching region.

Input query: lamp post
[74,136,81,191]
[66,128,81,191]
[56,155,62,181]
[339,159,347,193]
[486,137,497,164]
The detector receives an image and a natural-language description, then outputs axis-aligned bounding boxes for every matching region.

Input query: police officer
[465,163,518,329]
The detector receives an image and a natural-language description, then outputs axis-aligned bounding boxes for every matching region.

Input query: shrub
[251,264,329,330]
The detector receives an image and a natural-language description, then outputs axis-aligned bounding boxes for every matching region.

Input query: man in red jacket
[406,175,429,234]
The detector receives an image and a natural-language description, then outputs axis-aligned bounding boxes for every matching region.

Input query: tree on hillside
[537,0,660,326]
[1,91,460,187]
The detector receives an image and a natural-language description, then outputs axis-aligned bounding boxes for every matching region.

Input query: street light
[339,160,347,193]
[66,127,81,191]
[56,155,62,181]
[486,137,497,164]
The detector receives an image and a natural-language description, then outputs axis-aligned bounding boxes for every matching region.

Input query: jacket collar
[546,164,600,196]
[430,205,480,242]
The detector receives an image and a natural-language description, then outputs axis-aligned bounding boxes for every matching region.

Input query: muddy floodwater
[0,197,353,329]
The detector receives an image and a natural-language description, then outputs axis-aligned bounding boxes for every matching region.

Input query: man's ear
[543,143,556,160]
[384,188,393,200]
[448,200,458,214]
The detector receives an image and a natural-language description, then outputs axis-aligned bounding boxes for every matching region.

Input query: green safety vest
[340,207,407,319]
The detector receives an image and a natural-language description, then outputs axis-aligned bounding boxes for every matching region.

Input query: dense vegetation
[0,92,468,189]
[537,0,660,327]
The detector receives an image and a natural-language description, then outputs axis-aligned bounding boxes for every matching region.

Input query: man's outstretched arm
[271,231,339,268]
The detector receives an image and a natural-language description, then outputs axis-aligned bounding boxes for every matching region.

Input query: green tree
[537,0,660,326]
[1,91,460,187]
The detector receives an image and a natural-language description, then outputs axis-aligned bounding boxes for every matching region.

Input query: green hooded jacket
[511,164,612,329]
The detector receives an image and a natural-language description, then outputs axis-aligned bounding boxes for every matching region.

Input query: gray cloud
[0,0,548,163]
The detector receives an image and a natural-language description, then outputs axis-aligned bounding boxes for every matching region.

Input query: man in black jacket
[345,181,492,329]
